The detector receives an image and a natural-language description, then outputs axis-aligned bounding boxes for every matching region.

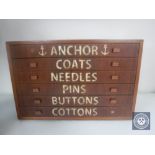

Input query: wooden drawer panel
[20,106,132,118]
[15,71,136,84]
[6,40,143,120]
[18,95,133,107]
[10,43,139,58]
[17,84,134,95]
[13,58,137,71]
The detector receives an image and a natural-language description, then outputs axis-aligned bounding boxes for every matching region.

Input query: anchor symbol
[101,44,109,56]
[38,45,47,56]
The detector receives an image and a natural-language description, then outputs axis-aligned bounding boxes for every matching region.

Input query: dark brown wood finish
[6,40,143,120]
[13,58,137,71]
[10,43,139,58]
[20,106,132,118]
[15,71,136,83]
[16,83,134,95]
[18,95,132,107]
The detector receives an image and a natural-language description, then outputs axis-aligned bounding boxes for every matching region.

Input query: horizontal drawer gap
[13,56,138,59]
[17,94,134,96]
[14,70,137,72]
[18,95,133,97]
[19,105,131,108]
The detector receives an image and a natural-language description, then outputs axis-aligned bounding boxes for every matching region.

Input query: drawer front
[15,71,136,84]
[18,95,133,107]
[14,58,137,71]
[7,40,143,120]
[10,43,139,58]
[17,84,134,95]
[20,106,132,118]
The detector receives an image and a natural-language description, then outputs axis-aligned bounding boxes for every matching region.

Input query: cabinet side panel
[6,43,21,118]
[132,40,143,112]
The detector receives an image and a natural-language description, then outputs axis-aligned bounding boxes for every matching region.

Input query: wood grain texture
[9,43,139,58]
[13,58,137,71]
[20,106,132,118]
[18,95,132,107]
[16,83,134,95]
[6,39,143,120]
[15,71,136,83]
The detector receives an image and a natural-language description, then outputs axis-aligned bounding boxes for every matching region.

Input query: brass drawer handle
[29,62,37,68]
[30,75,38,80]
[110,98,117,104]
[113,48,120,53]
[32,88,40,93]
[110,88,118,93]
[34,110,42,115]
[111,61,120,67]
[110,110,115,114]
[111,75,119,80]
[34,99,42,104]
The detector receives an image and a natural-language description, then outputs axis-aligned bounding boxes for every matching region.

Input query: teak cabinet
[6,40,143,120]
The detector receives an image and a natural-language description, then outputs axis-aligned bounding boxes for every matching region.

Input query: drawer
[13,58,137,71]
[7,40,143,120]
[15,71,136,84]
[20,106,132,118]
[17,84,134,95]
[10,43,139,58]
[18,95,133,107]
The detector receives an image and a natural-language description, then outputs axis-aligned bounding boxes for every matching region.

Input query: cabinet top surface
[6,39,144,45]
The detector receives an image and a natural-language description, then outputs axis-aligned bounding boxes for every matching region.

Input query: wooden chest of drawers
[6,40,143,120]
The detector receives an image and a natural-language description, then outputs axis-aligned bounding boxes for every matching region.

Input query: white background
[0,0,155,155]
[0,19,155,95]
[0,19,155,135]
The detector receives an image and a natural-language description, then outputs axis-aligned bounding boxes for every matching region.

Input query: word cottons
[51,107,98,117]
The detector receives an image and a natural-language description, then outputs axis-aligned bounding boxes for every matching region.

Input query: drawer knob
[29,62,37,68]
[113,48,120,53]
[34,99,42,104]
[110,110,115,114]
[111,62,120,67]
[32,88,40,93]
[111,75,119,80]
[30,75,38,80]
[110,88,118,93]
[34,110,42,115]
[110,98,117,104]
